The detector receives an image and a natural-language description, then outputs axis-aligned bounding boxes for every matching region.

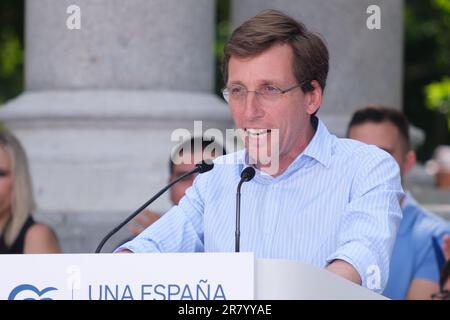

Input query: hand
[326,259,361,285]
[443,234,450,261]
[128,210,161,235]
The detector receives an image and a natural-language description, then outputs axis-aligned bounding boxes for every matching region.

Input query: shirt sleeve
[326,145,404,293]
[115,170,211,253]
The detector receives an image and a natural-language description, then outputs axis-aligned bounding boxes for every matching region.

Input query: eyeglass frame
[221,80,313,104]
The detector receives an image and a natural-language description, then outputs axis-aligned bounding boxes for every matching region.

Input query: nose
[243,91,264,120]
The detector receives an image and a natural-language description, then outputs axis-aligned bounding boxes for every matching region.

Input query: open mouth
[245,128,272,137]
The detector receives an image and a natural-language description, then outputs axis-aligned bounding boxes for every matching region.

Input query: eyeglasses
[431,290,450,300]
[221,81,310,105]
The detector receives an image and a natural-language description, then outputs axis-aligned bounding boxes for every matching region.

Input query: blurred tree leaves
[405,0,450,160]
[214,0,230,97]
[0,31,23,76]
[425,77,450,128]
[0,0,24,104]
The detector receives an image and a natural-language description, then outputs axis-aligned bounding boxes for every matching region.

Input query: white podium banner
[0,253,254,300]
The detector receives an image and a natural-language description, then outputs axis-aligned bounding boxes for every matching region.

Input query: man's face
[348,121,407,176]
[227,43,316,173]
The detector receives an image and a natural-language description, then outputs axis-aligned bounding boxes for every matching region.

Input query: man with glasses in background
[117,9,403,294]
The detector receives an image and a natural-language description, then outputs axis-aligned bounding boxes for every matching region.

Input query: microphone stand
[235,179,245,252]
[235,167,256,252]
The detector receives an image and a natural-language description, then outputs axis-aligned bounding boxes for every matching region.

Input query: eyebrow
[228,79,282,87]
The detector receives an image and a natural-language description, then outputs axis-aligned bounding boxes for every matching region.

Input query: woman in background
[0,129,60,253]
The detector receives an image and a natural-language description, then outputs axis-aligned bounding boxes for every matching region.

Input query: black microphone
[95,160,214,253]
[235,167,256,252]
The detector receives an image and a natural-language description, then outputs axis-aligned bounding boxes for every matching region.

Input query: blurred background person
[0,129,60,254]
[347,106,450,300]
[127,136,226,236]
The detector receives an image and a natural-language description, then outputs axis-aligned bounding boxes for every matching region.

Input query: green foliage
[214,0,231,96]
[0,31,23,76]
[425,77,450,128]
[0,0,24,104]
[404,0,450,160]
[434,0,450,13]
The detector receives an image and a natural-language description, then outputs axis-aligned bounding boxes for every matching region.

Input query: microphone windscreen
[240,167,256,182]
[196,160,214,173]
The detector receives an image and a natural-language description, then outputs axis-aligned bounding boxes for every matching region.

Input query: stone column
[0,0,232,252]
[231,0,407,137]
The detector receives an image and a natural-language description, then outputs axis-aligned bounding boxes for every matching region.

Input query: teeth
[246,129,271,136]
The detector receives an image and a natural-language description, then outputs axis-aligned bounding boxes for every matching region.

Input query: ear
[403,150,416,176]
[306,80,323,115]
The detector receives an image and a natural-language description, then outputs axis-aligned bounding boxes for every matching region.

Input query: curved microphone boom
[95,160,214,253]
[235,167,256,252]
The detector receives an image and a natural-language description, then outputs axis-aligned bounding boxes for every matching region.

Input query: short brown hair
[347,105,412,152]
[222,9,329,93]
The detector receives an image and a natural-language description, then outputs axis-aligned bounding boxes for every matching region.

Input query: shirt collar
[239,116,334,182]
[301,116,333,169]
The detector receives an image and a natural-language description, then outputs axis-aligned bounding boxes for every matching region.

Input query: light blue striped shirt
[118,118,403,292]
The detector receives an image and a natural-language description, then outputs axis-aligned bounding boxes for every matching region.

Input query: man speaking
[116,9,403,293]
